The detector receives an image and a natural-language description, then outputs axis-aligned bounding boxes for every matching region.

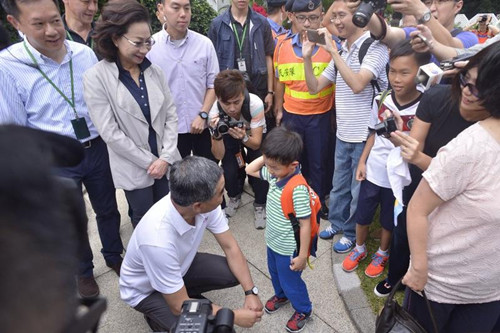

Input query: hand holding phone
[306,29,326,45]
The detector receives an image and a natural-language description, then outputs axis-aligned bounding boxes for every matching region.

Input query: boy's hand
[290,255,307,271]
[356,162,366,181]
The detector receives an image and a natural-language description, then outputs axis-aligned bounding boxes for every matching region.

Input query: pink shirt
[422,122,500,304]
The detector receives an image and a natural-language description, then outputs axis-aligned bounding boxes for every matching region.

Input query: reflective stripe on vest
[275,38,334,115]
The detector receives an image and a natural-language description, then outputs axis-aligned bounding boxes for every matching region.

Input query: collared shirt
[267,17,288,43]
[230,8,253,75]
[0,39,99,141]
[116,57,158,156]
[119,194,229,307]
[62,14,95,48]
[148,29,219,134]
[322,31,388,143]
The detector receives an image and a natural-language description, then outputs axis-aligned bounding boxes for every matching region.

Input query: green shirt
[261,166,311,256]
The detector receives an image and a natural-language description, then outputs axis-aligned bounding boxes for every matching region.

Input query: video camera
[171,299,235,333]
[352,0,386,28]
[374,116,397,138]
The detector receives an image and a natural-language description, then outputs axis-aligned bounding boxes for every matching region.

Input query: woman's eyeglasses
[459,72,480,98]
[122,35,155,49]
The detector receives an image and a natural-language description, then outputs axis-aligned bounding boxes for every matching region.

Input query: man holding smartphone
[273,0,334,216]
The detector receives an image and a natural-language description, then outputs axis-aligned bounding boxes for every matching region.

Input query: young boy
[341,40,431,278]
[246,127,312,333]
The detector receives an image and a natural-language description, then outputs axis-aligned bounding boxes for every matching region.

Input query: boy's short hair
[214,69,246,103]
[261,127,303,165]
[389,39,431,67]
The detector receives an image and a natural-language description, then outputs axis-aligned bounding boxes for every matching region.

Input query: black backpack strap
[450,27,462,37]
[287,213,301,255]
[240,89,252,123]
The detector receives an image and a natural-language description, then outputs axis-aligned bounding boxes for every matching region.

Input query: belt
[82,136,101,149]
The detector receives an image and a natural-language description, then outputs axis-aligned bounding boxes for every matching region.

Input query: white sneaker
[225,197,241,217]
[254,206,266,229]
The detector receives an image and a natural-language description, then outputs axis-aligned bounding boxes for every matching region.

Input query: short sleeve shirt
[422,122,500,304]
[260,166,311,256]
[321,32,389,143]
[119,194,229,307]
[208,93,267,133]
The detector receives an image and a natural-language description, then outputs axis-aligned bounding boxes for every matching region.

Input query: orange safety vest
[274,37,334,115]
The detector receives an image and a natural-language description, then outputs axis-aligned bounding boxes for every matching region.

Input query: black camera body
[216,113,244,135]
[352,0,386,28]
[374,116,397,138]
[171,299,235,333]
[480,15,488,23]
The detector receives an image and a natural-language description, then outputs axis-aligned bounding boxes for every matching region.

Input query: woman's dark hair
[451,42,500,118]
[389,39,430,67]
[214,70,247,102]
[261,126,303,165]
[93,0,151,62]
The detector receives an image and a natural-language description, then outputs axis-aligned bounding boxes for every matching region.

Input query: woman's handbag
[375,279,438,333]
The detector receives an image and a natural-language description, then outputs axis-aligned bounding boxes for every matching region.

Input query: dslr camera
[171,299,235,333]
[374,116,397,138]
[216,113,244,135]
[352,0,386,28]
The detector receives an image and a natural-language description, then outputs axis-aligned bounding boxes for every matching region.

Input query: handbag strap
[389,279,439,333]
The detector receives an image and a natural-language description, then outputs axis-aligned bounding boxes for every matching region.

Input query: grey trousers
[134,252,239,332]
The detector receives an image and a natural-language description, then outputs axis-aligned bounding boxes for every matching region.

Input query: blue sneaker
[333,237,355,253]
[319,225,340,239]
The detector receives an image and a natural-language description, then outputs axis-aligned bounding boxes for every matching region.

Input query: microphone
[414,62,444,90]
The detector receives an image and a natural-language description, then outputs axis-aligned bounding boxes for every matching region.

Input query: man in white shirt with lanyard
[0,0,124,299]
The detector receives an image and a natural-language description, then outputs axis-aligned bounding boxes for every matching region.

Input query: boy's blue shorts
[353,179,395,231]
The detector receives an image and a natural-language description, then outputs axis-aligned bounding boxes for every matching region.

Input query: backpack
[280,174,321,269]
[336,37,389,100]
[216,88,251,122]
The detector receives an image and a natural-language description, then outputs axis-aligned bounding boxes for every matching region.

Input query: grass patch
[354,208,405,314]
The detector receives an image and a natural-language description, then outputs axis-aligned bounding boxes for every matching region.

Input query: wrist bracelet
[370,14,387,41]
[267,91,274,95]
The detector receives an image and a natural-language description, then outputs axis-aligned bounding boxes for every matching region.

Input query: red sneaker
[286,311,311,332]
[365,252,389,278]
[342,248,367,272]
[264,295,289,314]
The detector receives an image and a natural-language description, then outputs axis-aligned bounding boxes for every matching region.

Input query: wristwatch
[242,133,249,143]
[244,286,259,296]
[199,111,208,121]
[417,9,431,25]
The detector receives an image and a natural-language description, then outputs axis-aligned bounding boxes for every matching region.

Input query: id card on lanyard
[23,41,91,140]
[232,22,248,72]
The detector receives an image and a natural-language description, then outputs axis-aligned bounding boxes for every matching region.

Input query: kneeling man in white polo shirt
[119,156,263,331]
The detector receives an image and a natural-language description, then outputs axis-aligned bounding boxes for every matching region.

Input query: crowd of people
[0,0,499,331]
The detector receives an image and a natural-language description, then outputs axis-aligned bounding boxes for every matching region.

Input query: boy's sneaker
[286,311,311,333]
[365,252,389,278]
[342,248,367,272]
[225,196,241,217]
[319,225,339,239]
[254,206,266,229]
[333,236,354,253]
[264,295,289,314]
[374,279,393,298]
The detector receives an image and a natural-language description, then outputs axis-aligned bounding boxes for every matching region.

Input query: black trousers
[221,134,268,205]
[387,207,410,286]
[124,177,169,228]
[177,129,216,161]
[134,253,239,332]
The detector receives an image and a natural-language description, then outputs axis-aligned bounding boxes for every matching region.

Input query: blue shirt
[116,57,158,156]
[0,39,99,141]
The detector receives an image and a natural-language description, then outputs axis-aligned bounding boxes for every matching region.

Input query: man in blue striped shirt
[0,0,124,299]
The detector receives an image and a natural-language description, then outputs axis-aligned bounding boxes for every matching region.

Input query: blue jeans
[267,247,312,314]
[56,137,123,276]
[327,139,365,241]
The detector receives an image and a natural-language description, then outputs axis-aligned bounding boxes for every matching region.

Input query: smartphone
[415,33,430,47]
[306,29,326,45]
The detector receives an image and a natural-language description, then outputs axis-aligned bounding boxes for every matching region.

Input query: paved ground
[86,186,375,332]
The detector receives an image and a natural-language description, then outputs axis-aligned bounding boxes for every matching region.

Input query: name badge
[71,117,91,140]
[237,58,247,72]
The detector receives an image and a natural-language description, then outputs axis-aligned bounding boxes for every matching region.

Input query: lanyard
[23,41,78,119]
[232,23,248,55]
[66,30,94,49]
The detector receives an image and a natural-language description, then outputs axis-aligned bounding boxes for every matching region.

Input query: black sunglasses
[459,72,480,98]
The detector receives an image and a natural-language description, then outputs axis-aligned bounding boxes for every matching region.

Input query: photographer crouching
[209,70,269,229]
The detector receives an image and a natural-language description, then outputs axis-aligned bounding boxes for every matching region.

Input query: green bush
[1,0,217,44]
